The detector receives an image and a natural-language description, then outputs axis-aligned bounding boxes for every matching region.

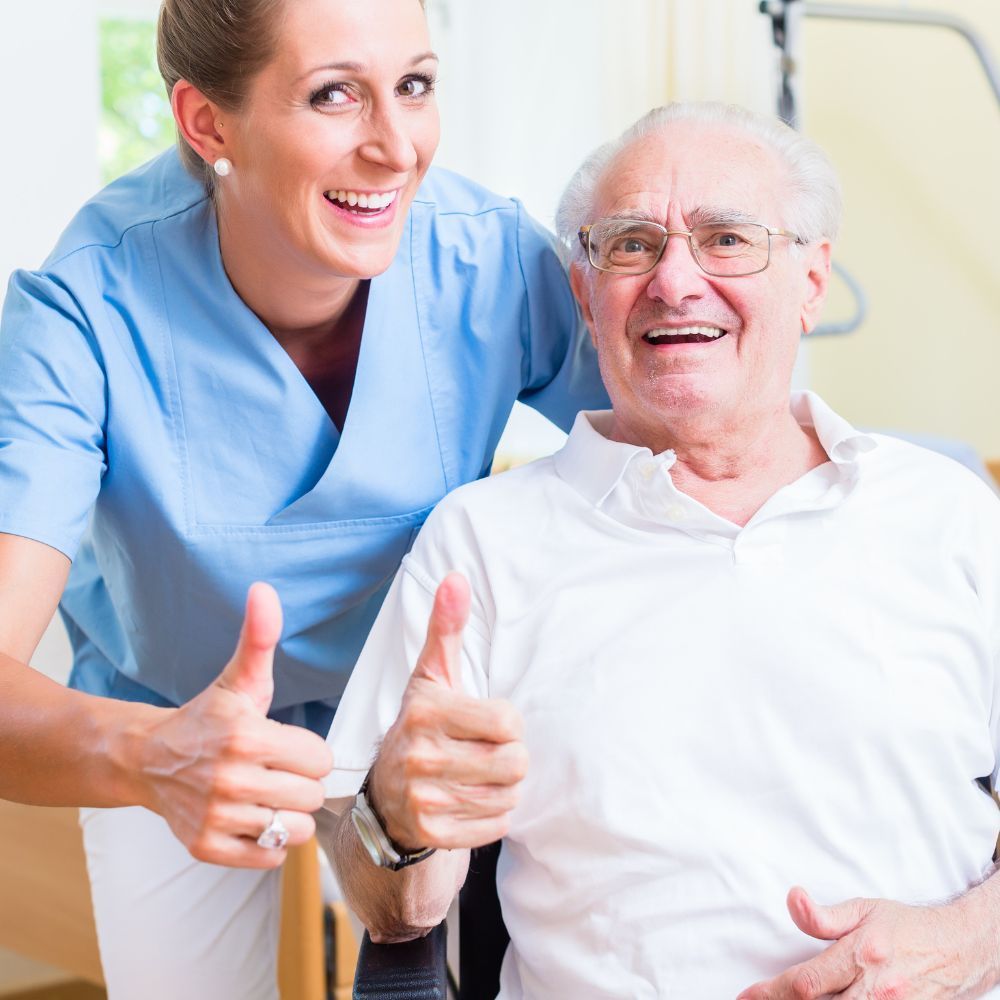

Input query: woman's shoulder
[412,166,520,219]
[44,148,209,270]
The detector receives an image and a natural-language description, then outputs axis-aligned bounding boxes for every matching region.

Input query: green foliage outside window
[100,19,175,184]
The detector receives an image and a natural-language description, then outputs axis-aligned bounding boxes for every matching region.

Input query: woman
[0,0,605,995]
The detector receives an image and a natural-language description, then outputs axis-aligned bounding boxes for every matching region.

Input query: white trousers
[80,806,282,1000]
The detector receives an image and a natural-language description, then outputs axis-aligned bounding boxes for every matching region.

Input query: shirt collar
[553,390,877,507]
[791,390,876,466]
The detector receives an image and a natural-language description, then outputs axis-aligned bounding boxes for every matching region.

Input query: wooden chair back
[0,801,350,998]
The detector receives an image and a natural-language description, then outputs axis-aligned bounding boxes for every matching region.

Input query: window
[100,18,173,183]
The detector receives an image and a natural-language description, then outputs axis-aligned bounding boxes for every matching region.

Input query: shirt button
[639,462,656,480]
[665,504,686,522]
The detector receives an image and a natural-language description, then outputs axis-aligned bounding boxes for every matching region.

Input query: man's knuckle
[407,744,444,779]
[406,784,438,818]
[403,698,436,731]
[858,933,890,966]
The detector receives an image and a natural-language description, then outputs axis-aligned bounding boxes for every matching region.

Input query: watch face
[351,805,387,868]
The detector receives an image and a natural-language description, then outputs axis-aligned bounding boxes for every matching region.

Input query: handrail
[802,3,1000,111]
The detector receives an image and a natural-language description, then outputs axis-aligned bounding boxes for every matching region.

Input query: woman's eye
[311,83,356,109]
[397,75,436,99]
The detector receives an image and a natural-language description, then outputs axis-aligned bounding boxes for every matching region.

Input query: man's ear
[800,240,832,335]
[171,80,227,167]
[569,261,598,349]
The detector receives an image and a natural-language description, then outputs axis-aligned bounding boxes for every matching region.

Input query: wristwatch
[350,773,436,871]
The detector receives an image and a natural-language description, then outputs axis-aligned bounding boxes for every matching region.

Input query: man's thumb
[786,886,871,942]
[216,582,282,714]
[413,572,470,690]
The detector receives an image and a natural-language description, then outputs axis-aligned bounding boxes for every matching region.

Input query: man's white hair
[555,101,843,267]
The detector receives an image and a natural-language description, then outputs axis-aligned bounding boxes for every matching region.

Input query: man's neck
[609,399,830,527]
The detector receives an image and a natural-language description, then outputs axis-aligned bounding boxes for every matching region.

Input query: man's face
[570,121,831,446]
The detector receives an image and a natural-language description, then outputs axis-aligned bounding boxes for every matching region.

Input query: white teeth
[325,189,399,211]
[646,325,725,340]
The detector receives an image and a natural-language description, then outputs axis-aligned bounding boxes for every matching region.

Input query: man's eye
[614,237,651,254]
[712,232,744,247]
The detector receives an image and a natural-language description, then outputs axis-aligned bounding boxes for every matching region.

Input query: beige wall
[801,0,1000,458]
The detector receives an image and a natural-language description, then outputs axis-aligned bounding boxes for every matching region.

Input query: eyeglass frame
[577,219,804,278]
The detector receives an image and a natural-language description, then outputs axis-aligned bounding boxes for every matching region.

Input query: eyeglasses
[577,219,803,277]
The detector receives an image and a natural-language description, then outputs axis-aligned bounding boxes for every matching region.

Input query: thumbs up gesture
[136,583,333,867]
[365,573,528,853]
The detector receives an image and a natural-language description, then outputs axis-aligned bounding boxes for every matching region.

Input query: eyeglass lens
[587,220,771,276]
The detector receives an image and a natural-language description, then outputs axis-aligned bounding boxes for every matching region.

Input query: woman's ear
[171,79,227,168]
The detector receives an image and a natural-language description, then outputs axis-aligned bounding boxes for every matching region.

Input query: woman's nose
[358,103,419,174]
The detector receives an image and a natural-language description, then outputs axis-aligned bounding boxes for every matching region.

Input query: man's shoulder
[408,454,574,567]
[869,432,996,491]
[432,454,565,528]
[864,432,1000,531]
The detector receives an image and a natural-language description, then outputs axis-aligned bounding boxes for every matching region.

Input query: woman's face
[218,0,440,282]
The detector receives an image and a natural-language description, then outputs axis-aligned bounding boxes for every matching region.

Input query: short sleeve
[513,203,609,430]
[323,550,491,800]
[0,268,107,558]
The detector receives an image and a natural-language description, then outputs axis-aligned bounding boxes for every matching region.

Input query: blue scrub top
[0,150,607,733]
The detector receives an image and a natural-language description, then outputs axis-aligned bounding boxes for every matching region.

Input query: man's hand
[367,572,527,852]
[135,582,334,868]
[737,886,990,999]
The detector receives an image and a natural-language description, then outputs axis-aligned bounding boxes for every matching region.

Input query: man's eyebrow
[596,209,664,225]
[687,207,761,226]
[594,207,763,227]
[297,52,439,83]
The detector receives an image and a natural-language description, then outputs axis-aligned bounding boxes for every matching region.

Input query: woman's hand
[134,583,334,867]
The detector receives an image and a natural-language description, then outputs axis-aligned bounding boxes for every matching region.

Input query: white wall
[0,2,102,283]
[0,1,106,683]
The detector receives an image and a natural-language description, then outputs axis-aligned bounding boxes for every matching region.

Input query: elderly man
[321,102,1000,998]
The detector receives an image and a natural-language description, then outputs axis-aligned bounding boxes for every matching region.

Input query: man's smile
[642,324,729,345]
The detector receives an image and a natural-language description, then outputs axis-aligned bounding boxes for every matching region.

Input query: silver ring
[256,810,289,850]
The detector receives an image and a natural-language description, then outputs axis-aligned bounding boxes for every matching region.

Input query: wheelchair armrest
[352,921,448,1000]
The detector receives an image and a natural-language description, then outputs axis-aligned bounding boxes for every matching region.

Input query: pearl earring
[213,157,232,178]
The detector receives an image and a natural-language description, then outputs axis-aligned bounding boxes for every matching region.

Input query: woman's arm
[0,532,333,867]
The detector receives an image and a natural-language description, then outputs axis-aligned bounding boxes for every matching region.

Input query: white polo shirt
[325,392,1000,999]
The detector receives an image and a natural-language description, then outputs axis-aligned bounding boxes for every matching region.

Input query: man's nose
[644,232,708,307]
[358,103,419,174]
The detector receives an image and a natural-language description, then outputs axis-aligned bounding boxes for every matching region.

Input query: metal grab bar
[801,2,1000,111]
